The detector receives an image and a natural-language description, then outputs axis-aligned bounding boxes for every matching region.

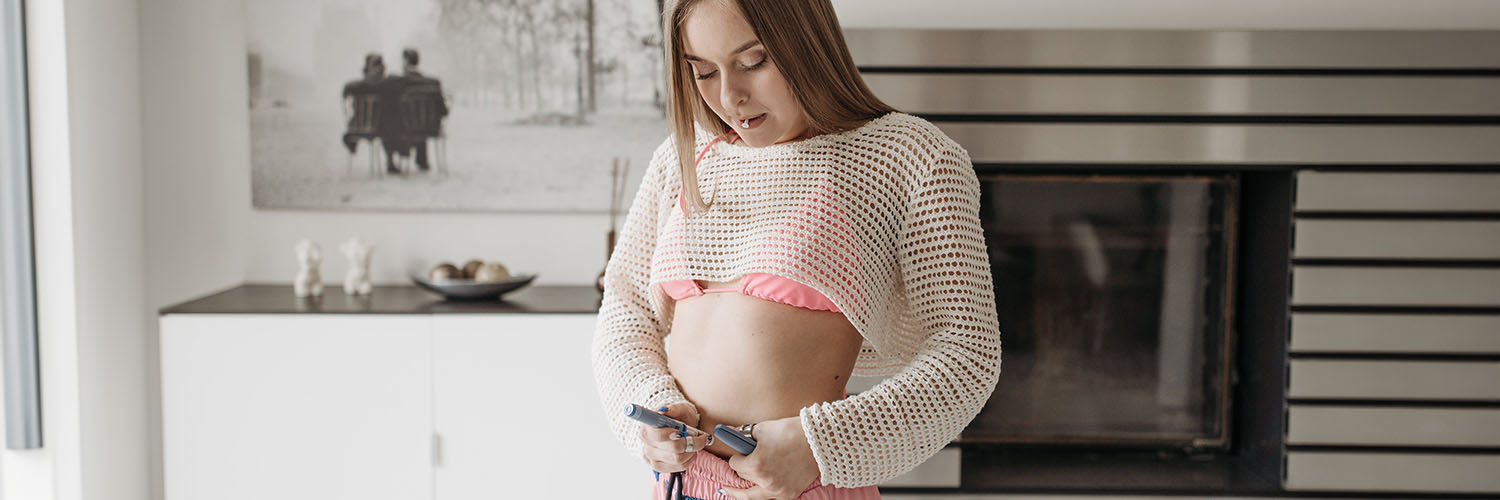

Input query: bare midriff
[666,278,864,461]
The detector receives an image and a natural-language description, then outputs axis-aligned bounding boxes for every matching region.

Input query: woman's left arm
[725,146,1003,495]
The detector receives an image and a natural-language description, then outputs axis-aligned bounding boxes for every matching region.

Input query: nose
[718,73,749,112]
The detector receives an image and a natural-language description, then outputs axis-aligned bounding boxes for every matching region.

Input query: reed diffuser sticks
[598,156,631,293]
[609,156,630,233]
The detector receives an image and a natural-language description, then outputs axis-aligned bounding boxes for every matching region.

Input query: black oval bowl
[411,273,537,301]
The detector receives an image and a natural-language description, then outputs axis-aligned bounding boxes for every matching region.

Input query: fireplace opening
[920,168,1292,494]
[963,173,1239,449]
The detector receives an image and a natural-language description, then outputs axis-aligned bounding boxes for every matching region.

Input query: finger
[718,485,777,500]
[648,460,686,474]
[661,405,696,429]
[644,440,695,463]
[648,451,693,473]
[644,427,693,453]
[726,454,759,482]
[670,432,700,454]
[642,437,683,463]
[644,425,681,442]
[641,425,675,444]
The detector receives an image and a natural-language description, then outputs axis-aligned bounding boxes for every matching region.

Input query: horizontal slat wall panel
[1294,220,1500,259]
[1295,171,1500,212]
[1286,452,1500,493]
[1288,406,1500,446]
[866,74,1500,115]
[1291,267,1500,306]
[935,124,1500,164]
[1291,313,1500,353]
[845,30,1500,68]
[882,447,961,488]
[1288,360,1500,400]
[844,27,1500,497]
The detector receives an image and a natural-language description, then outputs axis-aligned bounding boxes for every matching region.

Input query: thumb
[660,403,698,428]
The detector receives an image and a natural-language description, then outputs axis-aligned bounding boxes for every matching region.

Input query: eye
[743,57,767,70]
[689,62,717,80]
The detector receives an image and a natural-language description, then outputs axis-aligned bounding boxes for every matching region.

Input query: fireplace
[965,174,1238,449]
[944,167,1287,493]
[844,29,1499,496]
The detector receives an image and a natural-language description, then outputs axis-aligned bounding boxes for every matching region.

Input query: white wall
[5,0,146,499]
[142,0,606,293]
[139,1,607,497]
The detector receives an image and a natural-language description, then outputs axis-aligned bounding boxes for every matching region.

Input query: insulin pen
[624,404,715,445]
[623,403,689,433]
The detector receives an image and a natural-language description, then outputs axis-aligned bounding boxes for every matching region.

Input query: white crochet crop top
[590,111,1002,488]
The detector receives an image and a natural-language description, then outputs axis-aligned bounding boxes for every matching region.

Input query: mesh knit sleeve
[590,140,698,459]
[797,146,1003,488]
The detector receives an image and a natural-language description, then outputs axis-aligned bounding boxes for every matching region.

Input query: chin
[738,128,792,148]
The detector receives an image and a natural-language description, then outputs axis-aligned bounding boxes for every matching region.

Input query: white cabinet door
[432,314,648,499]
[161,314,433,500]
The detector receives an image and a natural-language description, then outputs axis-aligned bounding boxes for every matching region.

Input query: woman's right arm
[590,139,698,459]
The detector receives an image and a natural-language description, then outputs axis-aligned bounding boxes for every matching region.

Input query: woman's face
[680,0,810,147]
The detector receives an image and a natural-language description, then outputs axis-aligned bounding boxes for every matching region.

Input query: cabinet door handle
[432,433,442,466]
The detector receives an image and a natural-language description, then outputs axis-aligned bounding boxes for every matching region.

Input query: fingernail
[657,406,668,412]
[716,488,725,496]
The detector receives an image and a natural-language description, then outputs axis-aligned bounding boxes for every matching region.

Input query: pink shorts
[649,450,881,500]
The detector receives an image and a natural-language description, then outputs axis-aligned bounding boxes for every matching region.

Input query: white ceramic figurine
[293,239,323,298]
[341,238,375,295]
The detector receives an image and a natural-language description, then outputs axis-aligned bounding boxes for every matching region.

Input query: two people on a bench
[342,48,448,174]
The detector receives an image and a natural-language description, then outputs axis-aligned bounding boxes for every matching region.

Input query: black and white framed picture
[246,0,666,212]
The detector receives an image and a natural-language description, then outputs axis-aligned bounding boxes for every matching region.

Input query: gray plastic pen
[623,403,688,433]
[624,403,714,446]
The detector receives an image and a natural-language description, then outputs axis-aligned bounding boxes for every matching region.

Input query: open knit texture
[590,111,1002,488]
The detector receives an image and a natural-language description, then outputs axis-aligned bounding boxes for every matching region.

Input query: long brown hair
[662,0,896,216]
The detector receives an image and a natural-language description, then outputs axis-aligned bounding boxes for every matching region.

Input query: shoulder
[836,112,971,179]
[644,135,684,185]
[870,112,967,162]
[651,134,680,164]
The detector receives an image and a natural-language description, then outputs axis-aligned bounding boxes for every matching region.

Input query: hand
[639,403,702,473]
[719,416,821,500]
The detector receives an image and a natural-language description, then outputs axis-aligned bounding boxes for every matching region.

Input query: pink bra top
[655,130,842,314]
[658,273,841,313]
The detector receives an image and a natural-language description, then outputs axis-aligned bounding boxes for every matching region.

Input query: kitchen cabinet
[160,314,434,500]
[159,284,646,500]
[430,314,643,498]
[158,285,957,499]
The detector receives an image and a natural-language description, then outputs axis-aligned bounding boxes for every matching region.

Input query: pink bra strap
[682,131,739,215]
[694,130,740,166]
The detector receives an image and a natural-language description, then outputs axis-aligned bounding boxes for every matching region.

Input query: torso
[666,277,864,460]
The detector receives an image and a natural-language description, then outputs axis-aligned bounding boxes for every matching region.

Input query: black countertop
[159,283,603,315]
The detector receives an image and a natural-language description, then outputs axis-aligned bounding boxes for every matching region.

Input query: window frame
[1,0,42,450]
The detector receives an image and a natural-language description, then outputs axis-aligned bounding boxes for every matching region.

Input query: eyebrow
[684,40,762,62]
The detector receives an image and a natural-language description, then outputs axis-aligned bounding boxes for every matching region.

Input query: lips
[737,113,766,129]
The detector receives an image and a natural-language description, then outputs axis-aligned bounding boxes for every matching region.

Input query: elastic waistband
[656,450,823,499]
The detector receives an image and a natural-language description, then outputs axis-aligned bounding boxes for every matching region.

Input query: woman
[590,1,1002,499]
